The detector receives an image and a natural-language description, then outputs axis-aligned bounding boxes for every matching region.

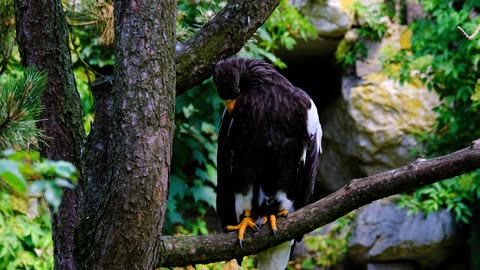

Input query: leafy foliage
[0,107,76,269]
[176,0,225,42]
[398,171,480,223]
[0,191,54,270]
[166,79,223,235]
[249,0,317,68]
[288,212,354,270]
[64,0,115,133]
[0,150,77,212]
[383,0,480,223]
[176,0,318,68]
[335,40,368,69]
[336,0,480,225]
[408,3,480,156]
[335,1,389,69]
[0,62,77,212]
[353,1,389,40]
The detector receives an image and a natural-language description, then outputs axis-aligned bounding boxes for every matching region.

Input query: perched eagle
[214,58,322,269]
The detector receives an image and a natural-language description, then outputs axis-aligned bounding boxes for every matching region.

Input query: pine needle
[0,66,47,150]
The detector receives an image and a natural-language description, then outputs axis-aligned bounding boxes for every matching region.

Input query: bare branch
[158,139,480,267]
[458,24,480,40]
[175,0,280,96]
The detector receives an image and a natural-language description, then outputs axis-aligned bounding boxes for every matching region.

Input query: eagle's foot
[255,216,268,229]
[225,210,260,248]
[268,209,289,236]
[277,209,289,218]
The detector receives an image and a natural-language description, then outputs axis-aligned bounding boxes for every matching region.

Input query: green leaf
[167,211,183,225]
[2,171,27,193]
[282,35,296,50]
[195,168,209,181]
[169,175,187,199]
[28,180,46,195]
[54,178,75,189]
[200,122,216,134]
[191,186,216,208]
[43,182,62,212]
[0,160,27,193]
[205,164,217,185]
[192,150,207,165]
[182,103,195,118]
[34,161,56,177]
[52,161,77,181]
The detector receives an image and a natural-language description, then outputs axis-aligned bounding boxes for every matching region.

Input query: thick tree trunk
[14,1,85,269]
[76,1,177,269]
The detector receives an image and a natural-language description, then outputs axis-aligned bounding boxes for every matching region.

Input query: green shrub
[336,1,389,69]
[0,191,54,270]
[288,213,355,270]
[389,1,480,224]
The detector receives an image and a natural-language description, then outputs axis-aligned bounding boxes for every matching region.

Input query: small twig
[458,24,480,40]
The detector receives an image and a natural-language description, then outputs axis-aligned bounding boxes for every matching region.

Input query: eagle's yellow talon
[269,214,278,234]
[268,209,289,235]
[226,210,258,246]
[277,209,289,217]
[261,216,268,225]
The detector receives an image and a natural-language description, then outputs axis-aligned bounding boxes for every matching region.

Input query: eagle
[213,58,322,269]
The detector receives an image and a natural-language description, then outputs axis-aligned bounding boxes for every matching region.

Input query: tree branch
[158,139,480,267]
[89,1,280,95]
[175,0,280,95]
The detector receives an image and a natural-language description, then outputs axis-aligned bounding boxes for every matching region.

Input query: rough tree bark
[14,1,85,269]
[75,0,177,269]
[158,139,480,266]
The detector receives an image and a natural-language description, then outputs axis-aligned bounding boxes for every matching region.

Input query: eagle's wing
[295,98,322,211]
[216,109,237,230]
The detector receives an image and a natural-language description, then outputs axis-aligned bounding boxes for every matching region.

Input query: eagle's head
[213,59,243,114]
[213,59,241,99]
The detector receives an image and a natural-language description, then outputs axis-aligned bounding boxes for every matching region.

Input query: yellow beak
[225,99,236,114]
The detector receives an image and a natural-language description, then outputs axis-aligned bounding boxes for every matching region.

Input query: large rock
[317,71,439,191]
[348,197,461,268]
[316,22,439,192]
[292,0,354,38]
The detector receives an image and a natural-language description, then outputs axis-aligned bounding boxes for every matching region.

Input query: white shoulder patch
[307,99,322,153]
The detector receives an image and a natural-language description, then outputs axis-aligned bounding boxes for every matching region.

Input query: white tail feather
[256,240,294,270]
